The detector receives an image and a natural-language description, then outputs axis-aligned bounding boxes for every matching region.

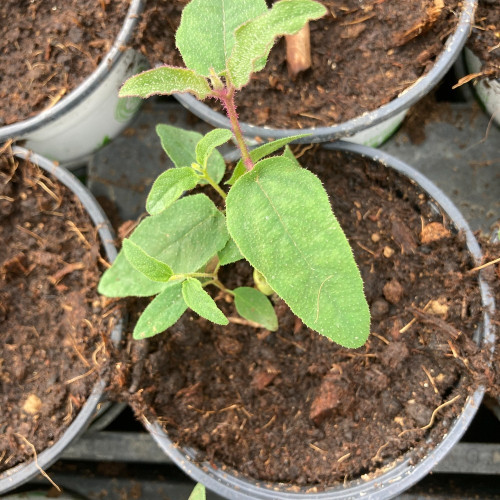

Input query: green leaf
[227,134,310,186]
[98,194,228,298]
[282,145,301,168]
[156,125,225,184]
[228,0,327,89]
[119,67,211,100]
[233,287,278,331]
[146,167,199,215]
[176,0,267,77]
[195,128,233,169]
[133,282,187,339]
[122,239,173,282]
[182,278,228,325]
[188,484,206,500]
[217,237,243,266]
[226,157,370,348]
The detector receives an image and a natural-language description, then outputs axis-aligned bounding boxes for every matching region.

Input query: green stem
[170,272,216,281]
[201,173,227,200]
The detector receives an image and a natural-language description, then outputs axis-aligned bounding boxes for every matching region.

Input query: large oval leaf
[226,157,370,348]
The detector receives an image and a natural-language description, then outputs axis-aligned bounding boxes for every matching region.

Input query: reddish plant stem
[215,87,254,171]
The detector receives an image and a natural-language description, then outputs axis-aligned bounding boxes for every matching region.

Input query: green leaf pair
[119,0,327,100]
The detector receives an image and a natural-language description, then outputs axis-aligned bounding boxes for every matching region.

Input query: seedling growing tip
[98,0,371,348]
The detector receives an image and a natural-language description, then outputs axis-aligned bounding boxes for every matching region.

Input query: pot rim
[175,0,476,143]
[0,0,144,141]
[0,147,121,494]
[142,140,495,499]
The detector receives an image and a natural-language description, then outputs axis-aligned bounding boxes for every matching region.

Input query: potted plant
[0,146,122,494]
[0,0,146,167]
[98,0,495,497]
[136,0,476,146]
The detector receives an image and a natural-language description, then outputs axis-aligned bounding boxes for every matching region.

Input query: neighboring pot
[175,0,476,146]
[0,147,122,494]
[0,1,146,168]
[140,141,495,500]
[463,49,500,126]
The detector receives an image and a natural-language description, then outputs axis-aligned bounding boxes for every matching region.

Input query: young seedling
[98,0,371,348]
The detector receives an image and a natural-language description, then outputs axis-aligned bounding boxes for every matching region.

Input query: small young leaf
[282,145,302,168]
[176,0,267,77]
[227,134,310,185]
[98,194,228,298]
[133,282,187,339]
[122,239,173,282]
[233,287,278,331]
[195,128,233,169]
[218,237,243,266]
[156,125,226,184]
[182,278,229,325]
[226,156,370,348]
[228,0,327,89]
[188,484,206,500]
[119,67,211,100]
[146,167,199,215]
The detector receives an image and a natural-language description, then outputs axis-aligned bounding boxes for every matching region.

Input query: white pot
[0,0,146,167]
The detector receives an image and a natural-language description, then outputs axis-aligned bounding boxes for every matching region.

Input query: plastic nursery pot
[175,0,476,147]
[0,0,147,168]
[0,147,122,495]
[463,49,500,126]
[140,141,495,500]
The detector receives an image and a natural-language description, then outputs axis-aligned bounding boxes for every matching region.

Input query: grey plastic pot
[463,49,500,126]
[175,0,476,147]
[141,141,495,500]
[0,1,146,167]
[0,147,122,495]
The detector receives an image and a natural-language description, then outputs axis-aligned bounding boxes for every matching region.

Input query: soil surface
[0,0,129,126]
[134,0,462,128]
[467,0,500,79]
[0,152,117,473]
[126,148,491,487]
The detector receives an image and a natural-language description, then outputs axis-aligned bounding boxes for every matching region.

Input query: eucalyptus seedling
[98,0,370,348]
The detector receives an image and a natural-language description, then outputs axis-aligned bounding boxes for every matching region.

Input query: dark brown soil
[0,151,118,472]
[127,148,491,487]
[467,0,500,79]
[0,0,129,126]
[134,0,462,128]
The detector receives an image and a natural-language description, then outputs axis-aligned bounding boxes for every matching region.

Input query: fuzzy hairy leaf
[196,128,233,169]
[188,484,206,500]
[156,125,225,184]
[122,239,173,282]
[227,134,309,185]
[228,0,326,89]
[217,237,243,266]
[119,67,211,100]
[98,194,228,298]
[146,167,199,215]
[182,278,229,325]
[226,157,370,348]
[233,287,278,331]
[133,282,187,339]
[176,0,267,77]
